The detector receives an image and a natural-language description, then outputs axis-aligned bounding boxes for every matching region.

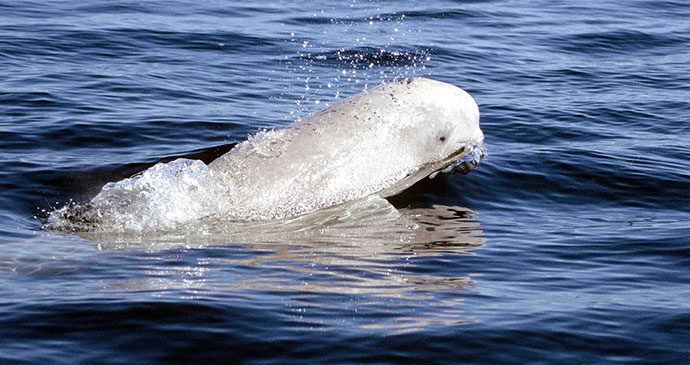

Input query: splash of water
[277,3,432,121]
[46,159,224,232]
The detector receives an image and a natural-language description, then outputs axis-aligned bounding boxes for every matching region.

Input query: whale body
[209,77,483,218]
[46,77,484,232]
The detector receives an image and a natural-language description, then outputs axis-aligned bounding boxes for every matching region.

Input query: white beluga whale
[209,77,483,218]
[46,77,484,232]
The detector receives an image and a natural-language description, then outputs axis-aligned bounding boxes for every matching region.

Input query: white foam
[47,159,224,232]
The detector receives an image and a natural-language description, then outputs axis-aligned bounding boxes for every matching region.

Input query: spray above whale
[46,77,485,232]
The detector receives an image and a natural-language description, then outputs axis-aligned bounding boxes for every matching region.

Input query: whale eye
[439,136,446,142]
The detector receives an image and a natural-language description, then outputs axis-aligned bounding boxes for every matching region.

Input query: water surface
[1,0,689,363]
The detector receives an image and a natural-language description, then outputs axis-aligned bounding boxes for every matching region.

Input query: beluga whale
[46,77,485,232]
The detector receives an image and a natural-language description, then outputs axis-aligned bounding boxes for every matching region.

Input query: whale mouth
[429,141,486,179]
[455,142,487,174]
[444,141,486,175]
[379,141,485,198]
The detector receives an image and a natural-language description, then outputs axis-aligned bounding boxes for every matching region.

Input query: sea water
[1,1,689,363]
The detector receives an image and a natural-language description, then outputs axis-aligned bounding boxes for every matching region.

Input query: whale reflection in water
[82,196,484,254]
[81,198,484,332]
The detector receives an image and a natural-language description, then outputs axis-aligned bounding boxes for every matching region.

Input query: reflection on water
[10,197,484,332]
[78,195,484,250]
[219,199,485,297]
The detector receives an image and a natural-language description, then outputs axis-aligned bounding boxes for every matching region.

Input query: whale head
[366,77,484,196]
[401,77,483,162]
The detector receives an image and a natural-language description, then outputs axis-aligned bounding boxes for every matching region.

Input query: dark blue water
[2,0,690,363]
